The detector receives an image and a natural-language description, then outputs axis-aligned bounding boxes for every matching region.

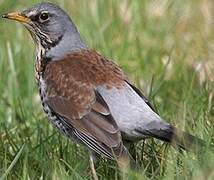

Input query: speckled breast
[35,57,73,137]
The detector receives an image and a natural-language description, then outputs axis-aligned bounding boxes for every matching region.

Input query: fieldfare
[3,2,206,172]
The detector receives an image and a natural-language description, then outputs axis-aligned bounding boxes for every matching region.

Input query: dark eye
[39,11,49,21]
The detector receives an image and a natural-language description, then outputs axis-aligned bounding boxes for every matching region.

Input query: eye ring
[39,11,49,21]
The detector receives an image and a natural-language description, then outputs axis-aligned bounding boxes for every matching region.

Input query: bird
[2,2,206,175]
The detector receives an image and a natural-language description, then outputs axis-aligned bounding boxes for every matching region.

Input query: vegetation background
[0,0,213,179]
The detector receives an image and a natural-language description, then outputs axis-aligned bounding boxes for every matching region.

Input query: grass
[0,0,213,179]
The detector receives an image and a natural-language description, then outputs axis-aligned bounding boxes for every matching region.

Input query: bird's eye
[39,11,49,21]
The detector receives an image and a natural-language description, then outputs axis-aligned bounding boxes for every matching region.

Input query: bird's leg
[124,140,137,162]
[89,152,98,180]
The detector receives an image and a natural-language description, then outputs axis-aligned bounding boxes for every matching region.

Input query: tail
[156,126,206,151]
[136,121,209,152]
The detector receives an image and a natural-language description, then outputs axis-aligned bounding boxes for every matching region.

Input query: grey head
[3,2,86,60]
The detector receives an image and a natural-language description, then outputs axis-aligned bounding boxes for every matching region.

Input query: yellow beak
[2,12,30,23]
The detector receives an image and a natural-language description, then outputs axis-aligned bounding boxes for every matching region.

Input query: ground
[0,0,213,179]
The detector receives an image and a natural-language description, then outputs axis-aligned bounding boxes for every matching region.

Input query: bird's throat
[35,41,47,77]
[36,43,45,60]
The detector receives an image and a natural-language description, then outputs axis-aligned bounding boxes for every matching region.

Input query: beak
[2,12,31,23]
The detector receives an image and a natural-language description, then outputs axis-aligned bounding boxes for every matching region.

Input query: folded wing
[43,49,130,159]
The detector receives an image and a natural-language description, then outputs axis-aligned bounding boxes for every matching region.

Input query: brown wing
[43,49,129,159]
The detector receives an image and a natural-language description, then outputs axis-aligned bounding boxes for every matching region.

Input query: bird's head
[2,2,86,59]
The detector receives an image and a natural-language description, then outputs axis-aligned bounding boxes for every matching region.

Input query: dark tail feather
[156,126,206,152]
[136,122,208,152]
